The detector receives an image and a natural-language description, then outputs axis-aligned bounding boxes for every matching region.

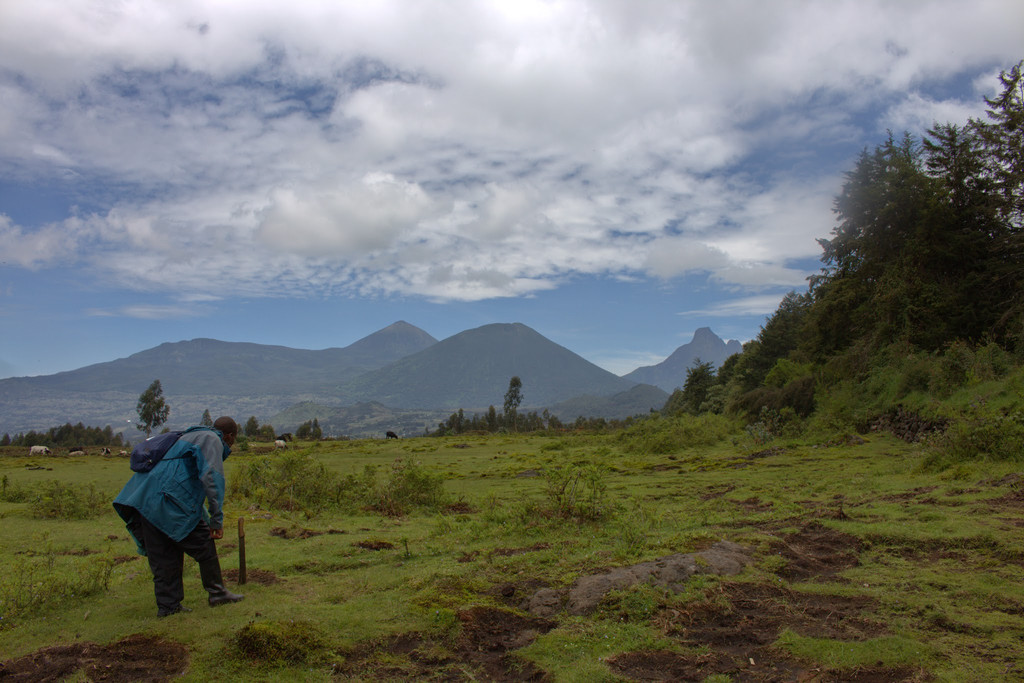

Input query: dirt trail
[0,634,187,682]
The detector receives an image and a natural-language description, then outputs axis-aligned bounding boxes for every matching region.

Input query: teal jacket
[113,427,230,554]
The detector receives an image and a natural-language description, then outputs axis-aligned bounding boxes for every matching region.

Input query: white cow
[29,445,51,455]
[274,439,287,450]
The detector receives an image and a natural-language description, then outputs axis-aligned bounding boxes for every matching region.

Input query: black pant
[137,515,224,614]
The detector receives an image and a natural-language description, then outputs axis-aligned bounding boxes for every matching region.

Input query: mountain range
[0,322,741,438]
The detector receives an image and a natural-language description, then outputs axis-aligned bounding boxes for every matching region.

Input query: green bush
[231,451,367,516]
[618,414,733,454]
[923,402,1024,469]
[366,458,448,517]
[543,463,610,522]
[30,481,107,520]
[0,548,115,625]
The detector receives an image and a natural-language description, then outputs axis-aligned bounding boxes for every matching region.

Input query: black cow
[385,431,399,439]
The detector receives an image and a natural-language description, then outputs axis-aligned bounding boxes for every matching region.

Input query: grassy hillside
[2,371,1023,680]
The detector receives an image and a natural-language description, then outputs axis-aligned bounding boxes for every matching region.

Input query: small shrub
[365,458,448,517]
[613,500,657,559]
[30,481,107,520]
[0,547,115,625]
[930,341,974,396]
[543,463,610,522]
[922,403,1024,469]
[231,451,368,516]
[895,354,933,398]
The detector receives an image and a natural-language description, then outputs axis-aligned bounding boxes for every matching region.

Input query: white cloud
[0,0,1020,305]
[682,294,793,319]
[86,304,206,319]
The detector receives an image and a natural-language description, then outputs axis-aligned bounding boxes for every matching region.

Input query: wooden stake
[238,517,247,585]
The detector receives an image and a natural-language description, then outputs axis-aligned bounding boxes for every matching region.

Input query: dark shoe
[208,590,244,607]
[157,605,192,617]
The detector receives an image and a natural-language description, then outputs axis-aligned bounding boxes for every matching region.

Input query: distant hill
[339,322,637,411]
[623,327,742,393]
[0,321,738,438]
[0,321,437,435]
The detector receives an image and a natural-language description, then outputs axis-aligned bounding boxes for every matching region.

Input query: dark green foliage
[733,376,816,420]
[504,376,523,431]
[295,418,321,440]
[662,359,716,416]
[737,292,812,390]
[135,379,169,436]
[806,63,1022,357]
[200,409,213,426]
[6,423,123,449]
[244,416,260,438]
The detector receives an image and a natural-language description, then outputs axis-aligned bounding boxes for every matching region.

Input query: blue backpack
[129,431,186,473]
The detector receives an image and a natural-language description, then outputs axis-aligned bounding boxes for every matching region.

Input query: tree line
[2,423,126,449]
[664,61,1023,426]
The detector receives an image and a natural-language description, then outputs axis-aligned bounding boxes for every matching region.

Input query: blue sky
[1,1,1021,379]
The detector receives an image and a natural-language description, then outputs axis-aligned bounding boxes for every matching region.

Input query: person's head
[213,416,238,446]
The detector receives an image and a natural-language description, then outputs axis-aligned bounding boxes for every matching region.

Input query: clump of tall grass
[617,413,733,455]
[0,540,115,627]
[0,477,108,519]
[542,463,610,522]
[231,451,361,516]
[365,457,448,516]
[231,451,448,517]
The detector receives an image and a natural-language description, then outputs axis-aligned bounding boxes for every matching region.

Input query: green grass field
[2,427,1023,681]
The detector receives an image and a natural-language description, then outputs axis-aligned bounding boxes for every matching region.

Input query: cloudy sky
[0,1,1021,379]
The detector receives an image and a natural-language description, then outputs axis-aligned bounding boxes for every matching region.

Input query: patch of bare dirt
[700,484,736,500]
[270,526,323,539]
[608,582,905,682]
[335,606,555,682]
[748,446,787,459]
[356,539,394,550]
[0,633,188,682]
[222,568,281,585]
[734,496,774,512]
[607,647,807,682]
[771,522,862,582]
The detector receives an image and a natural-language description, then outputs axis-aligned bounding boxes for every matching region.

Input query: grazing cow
[29,445,51,455]
[385,431,399,440]
[274,439,287,450]
[69,450,86,456]
[119,450,128,456]
[101,447,111,455]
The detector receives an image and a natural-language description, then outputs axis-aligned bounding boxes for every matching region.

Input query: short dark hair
[213,416,238,436]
